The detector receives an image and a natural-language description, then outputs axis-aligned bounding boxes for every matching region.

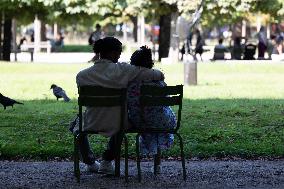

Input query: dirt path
[1,160,284,189]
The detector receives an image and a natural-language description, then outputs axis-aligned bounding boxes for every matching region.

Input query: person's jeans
[77,132,124,165]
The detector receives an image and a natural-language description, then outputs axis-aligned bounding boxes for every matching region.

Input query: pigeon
[0,93,24,110]
[50,84,70,102]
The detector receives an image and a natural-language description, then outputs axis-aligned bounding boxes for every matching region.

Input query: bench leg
[176,133,186,181]
[124,135,128,182]
[74,135,80,183]
[14,52,17,61]
[154,146,161,175]
[30,51,33,62]
[136,134,142,182]
[114,133,123,177]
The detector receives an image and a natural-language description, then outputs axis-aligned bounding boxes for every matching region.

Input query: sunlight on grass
[0,61,284,159]
[1,62,284,100]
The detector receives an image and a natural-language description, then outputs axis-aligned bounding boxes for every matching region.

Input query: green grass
[0,61,284,159]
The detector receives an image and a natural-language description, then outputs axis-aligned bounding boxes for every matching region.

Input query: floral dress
[127,81,176,155]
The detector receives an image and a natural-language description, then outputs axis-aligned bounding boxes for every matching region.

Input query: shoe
[98,160,114,175]
[86,161,100,173]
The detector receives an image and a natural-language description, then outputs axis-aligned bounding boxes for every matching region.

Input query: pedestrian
[257,26,267,59]
[194,29,204,61]
[88,24,104,62]
[231,37,244,60]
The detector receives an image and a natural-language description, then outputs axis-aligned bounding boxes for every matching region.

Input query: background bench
[20,41,52,53]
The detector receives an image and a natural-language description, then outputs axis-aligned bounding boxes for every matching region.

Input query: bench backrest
[140,85,183,131]
[78,86,127,133]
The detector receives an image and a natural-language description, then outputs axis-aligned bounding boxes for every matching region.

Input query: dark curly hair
[130,46,154,69]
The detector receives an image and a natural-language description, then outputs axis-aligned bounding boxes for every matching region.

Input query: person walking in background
[267,35,277,59]
[231,37,244,60]
[275,32,284,55]
[88,24,104,62]
[194,29,204,61]
[257,26,267,59]
[88,24,104,46]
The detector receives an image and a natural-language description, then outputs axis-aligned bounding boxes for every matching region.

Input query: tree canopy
[2,0,284,27]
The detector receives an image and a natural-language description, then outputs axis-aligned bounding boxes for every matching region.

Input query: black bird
[50,84,70,102]
[0,93,24,110]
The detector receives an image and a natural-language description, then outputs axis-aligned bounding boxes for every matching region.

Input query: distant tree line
[1,0,284,61]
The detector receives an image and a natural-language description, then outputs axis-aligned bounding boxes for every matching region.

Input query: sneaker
[98,160,115,175]
[86,161,100,173]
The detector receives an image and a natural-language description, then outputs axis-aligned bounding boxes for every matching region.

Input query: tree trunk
[40,21,47,41]
[0,13,3,60]
[3,18,12,61]
[130,16,138,42]
[158,13,171,61]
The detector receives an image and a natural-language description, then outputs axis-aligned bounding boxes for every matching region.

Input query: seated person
[231,37,244,60]
[213,38,229,60]
[127,46,176,158]
[72,37,164,174]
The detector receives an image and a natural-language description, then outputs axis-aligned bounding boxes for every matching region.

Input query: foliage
[201,0,284,28]
[0,62,284,159]
[1,0,284,27]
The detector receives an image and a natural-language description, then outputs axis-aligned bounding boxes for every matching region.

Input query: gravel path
[1,160,284,189]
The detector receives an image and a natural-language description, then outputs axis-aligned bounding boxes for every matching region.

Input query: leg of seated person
[77,134,96,165]
[99,132,124,175]
[102,132,124,161]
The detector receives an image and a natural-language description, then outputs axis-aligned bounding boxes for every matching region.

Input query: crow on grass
[50,84,70,102]
[0,93,24,110]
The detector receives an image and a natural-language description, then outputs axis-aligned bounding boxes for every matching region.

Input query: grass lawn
[0,61,284,160]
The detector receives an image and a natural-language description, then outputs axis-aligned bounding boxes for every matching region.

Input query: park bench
[20,41,52,53]
[11,41,52,62]
[213,47,229,60]
[0,47,34,62]
[12,49,34,62]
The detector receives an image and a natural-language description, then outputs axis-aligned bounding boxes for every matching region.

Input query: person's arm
[119,63,164,83]
[134,68,164,82]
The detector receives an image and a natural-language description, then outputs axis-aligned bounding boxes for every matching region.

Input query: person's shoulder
[77,66,93,77]
[117,62,137,69]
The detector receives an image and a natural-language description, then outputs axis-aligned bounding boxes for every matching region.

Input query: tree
[0,0,51,61]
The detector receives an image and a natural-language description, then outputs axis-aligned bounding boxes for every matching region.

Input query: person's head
[195,29,200,35]
[130,46,154,69]
[95,24,101,30]
[218,38,223,44]
[259,26,265,32]
[93,37,122,63]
